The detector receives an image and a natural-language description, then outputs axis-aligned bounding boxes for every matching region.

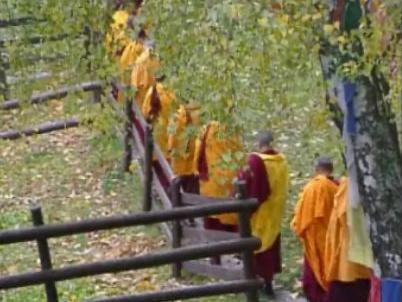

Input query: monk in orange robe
[130,41,160,107]
[168,104,200,194]
[119,30,146,85]
[195,121,243,233]
[112,29,146,103]
[142,82,175,156]
[291,157,339,302]
[325,178,371,302]
[140,82,175,190]
[239,131,289,297]
[105,10,130,58]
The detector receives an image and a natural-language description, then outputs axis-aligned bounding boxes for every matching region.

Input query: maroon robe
[203,217,238,233]
[328,279,370,302]
[179,175,200,194]
[239,150,282,282]
[303,258,328,302]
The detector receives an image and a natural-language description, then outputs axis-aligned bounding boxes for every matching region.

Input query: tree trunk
[320,7,402,277]
[350,73,402,278]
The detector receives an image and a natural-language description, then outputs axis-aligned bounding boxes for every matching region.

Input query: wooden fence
[0,185,261,302]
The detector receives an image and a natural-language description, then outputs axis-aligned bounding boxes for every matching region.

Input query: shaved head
[257,131,274,149]
[315,156,334,174]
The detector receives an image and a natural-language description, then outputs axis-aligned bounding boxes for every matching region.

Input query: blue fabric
[382,278,402,302]
[343,81,357,135]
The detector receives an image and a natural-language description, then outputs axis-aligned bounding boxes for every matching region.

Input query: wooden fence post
[235,180,259,302]
[30,206,59,302]
[142,125,154,212]
[92,87,102,104]
[171,177,183,278]
[0,51,10,100]
[123,97,133,172]
[83,25,92,73]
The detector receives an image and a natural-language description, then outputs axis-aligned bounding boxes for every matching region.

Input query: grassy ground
[0,98,304,302]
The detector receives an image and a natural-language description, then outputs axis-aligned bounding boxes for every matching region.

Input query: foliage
[0,0,116,103]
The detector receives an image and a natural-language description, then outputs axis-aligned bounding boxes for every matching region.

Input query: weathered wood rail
[0,81,102,110]
[0,81,102,140]
[0,17,42,28]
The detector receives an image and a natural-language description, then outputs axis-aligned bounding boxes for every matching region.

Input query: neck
[260,146,273,153]
[316,171,331,178]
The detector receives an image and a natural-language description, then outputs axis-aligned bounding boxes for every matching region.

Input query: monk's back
[292,174,338,292]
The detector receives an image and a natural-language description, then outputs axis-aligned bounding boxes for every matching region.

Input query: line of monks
[106,3,373,301]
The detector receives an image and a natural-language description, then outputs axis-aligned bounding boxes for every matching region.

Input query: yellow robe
[131,49,160,107]
[195,122,243,225]
[291,175,338,290]
[119,41,144,84]
[142,83,175,157]
[252,153,289,254]
[105,10,130,56]
[325,178,372,283]
[168,105,200,176]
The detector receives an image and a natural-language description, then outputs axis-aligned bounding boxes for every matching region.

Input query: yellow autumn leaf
[258,17,268,28]
[338,35,347,45]
[136,280,156,292]
[302,14,311,22]
[280,14,290,25]
[129,161,139,173]
[334,21,340,30]
[312,12,323,20]
[324,24,334,34]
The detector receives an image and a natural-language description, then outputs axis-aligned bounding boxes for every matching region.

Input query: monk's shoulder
[303,177,321,191]
[248,153,262,163]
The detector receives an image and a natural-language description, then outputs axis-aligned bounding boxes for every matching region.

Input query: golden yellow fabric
[105,10,130,56]
[325,178,372,283]
[347,200,374,269]
[119,41,144,84]
[168,105,200,176]
[251,153,289,254]
[131,49,160,106]
[195,122,243,225]
[142,83,175,157]
[291,175,338,290]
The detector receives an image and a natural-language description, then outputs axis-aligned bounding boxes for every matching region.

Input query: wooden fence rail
[0,118,81,140]
[0,81,102,110]
[0,81,102,140]
[0,17,41,28]
[0,33,74,48]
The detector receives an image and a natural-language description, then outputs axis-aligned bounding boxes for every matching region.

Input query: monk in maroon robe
[239,131,289,297]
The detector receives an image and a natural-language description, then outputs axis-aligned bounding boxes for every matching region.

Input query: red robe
[239,150,282,282]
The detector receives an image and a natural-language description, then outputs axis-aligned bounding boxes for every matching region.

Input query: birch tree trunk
[321,1,402,278]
